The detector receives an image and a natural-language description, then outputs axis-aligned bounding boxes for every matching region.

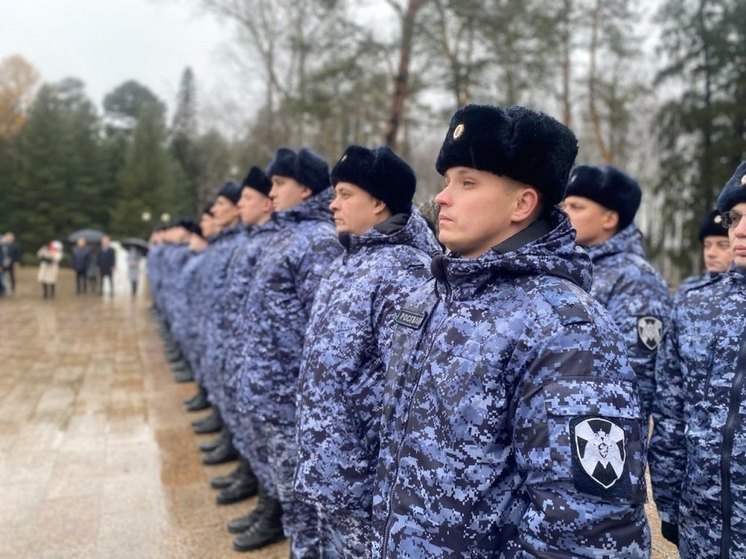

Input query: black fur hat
[266,147,330,194]
[217,181,242,205]
[698,209,727,241]
[242,166,271,197]
[178,218,201,236]
[565,165,642,230]
[331,145,416,214]
[716,161,746,213]
[435,104,578,206]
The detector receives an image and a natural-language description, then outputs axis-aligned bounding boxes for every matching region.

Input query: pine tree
[170,67,200,217]
[653,0,746,278]
[110,103,178,238]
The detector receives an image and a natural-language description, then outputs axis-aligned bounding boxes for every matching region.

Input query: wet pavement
[0,268,288,558]
[0,267,678,558]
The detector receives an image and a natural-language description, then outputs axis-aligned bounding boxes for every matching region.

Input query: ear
[511,187,540,223]
[300,186,313,200]
[262,197,274,213]
[372,198,390,217]
[601,210,619,232]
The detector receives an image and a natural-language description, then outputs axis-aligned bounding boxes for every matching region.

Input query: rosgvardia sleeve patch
[543,378,646,503]
[637,315,663,351]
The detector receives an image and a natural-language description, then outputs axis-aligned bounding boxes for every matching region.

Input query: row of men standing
[147,102,745,558]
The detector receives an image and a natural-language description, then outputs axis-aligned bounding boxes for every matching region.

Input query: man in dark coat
[71,238,91,294]
[97,235,116,295]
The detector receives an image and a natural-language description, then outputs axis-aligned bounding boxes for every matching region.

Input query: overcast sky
[0,0,232,116]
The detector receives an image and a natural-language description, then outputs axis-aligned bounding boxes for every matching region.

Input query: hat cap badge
[714,214,723,224]
[340,154,347,162]
[453,123,465,140]
[741,174,746,186]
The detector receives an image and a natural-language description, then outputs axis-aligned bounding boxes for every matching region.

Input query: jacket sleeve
[505,324,650,557]
[605,272,671,418]
[294,236,342,316]
[649,313,685,524]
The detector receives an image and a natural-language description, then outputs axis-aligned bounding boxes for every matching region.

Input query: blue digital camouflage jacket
[235,188,343,426]
[190,225,244,385]
[294,209,440,518]
[373,209,650,558]
[586,224,671,419]
[650,268,746,558]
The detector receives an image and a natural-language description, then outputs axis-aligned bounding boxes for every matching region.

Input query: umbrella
[68,228,105,243]
[121,237,149,255]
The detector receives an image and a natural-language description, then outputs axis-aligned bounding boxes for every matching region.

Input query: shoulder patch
[637,315,662,351]
[571,416,632,498]
[394,308,427,329]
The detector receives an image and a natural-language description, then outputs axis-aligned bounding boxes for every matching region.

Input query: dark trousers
[75,271,87,294]
[100,272,113,295]
[42,283,55,299]
[7,264,14,293]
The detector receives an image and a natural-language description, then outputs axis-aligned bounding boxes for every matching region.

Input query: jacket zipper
[381,287,450,556]
[720,335,746,559]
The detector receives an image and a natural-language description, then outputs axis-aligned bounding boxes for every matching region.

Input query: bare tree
[383,0,428,149]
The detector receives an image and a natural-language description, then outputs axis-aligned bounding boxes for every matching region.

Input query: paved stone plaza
[0,268,678,558]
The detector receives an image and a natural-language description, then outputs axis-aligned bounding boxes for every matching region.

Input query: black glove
[661,521,679,547]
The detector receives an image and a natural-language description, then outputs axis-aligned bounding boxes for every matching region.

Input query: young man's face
[435,166,530,259]
[330,182,387,236]
[212,195,240,228]
[727,202,746,269]
[200,213,219,238]
[101,236,110,248]
[238,187,273,226]
[703,235,732,273]
[269,176,312,212]
[562,196,617,247]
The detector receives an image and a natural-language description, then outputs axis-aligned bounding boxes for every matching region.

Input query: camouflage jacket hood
[372,207,650,557]
[430,208,593,300]
[587,223,646,263]
[295,208,440,517]
[583,223,671,419]
[651,269,746,558]
[236,187,343,426]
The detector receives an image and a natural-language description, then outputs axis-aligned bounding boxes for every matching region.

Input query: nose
[434,186,450,207]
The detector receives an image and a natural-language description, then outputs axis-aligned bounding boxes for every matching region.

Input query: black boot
[183,385,207,406]
[217,473,259,505]
[227,487,268,534]
[217,460,258,504]
[186,390,210,412]
[233,495,286,551]
[173,369,194,383]
[192,410,222,434]
[201,426,230,452]
[210,456,244,489]
[50,284,55,298]
[171,359,190,373]
[202,439,239,465]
